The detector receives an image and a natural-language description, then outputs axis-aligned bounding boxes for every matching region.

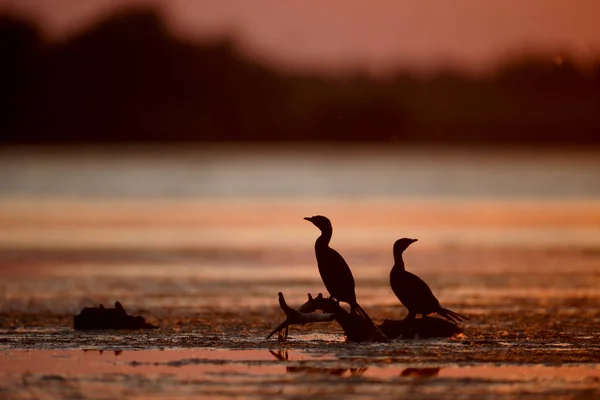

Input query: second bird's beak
[411,239,418,243]
[303,217,312,221]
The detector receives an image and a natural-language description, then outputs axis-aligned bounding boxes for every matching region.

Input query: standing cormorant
[304,215,370,319]
[390,238,467,324]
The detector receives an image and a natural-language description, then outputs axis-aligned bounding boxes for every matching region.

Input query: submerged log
[73,301,157,330]
[268,293,462,342]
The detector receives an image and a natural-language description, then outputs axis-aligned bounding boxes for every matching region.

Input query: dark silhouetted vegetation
[1,8,599,144]
[73,301,156,330]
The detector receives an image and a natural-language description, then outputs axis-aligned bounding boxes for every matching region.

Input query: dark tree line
[1,7,599,144]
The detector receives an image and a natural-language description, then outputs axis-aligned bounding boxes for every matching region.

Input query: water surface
[0,145,599,399]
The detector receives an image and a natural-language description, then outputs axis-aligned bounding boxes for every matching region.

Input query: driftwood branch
[268,292,463,343]
[266,293,335,340]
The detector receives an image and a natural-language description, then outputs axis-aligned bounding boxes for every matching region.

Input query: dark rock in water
[73,301,156,330]
[378,316,462,339]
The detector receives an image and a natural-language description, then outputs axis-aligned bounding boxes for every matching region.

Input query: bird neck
[392,251,406,271]
[316,228,333,247]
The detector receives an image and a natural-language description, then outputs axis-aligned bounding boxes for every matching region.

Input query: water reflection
[81,349,123,356]
[269,350,442,380]
[1,349,598,400]
[400,367,441,378]
[269,350,368,377]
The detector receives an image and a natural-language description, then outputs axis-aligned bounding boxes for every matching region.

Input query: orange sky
[2,0,600,72]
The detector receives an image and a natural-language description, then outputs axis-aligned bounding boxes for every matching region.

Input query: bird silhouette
[304,215,371,321]
[390,238,467,324]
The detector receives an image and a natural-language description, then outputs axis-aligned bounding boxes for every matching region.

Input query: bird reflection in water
[400,367,440,378]
[269,350,367,377]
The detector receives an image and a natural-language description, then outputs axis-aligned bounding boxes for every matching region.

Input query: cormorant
[390,238,467,324]
[304,215,370,319]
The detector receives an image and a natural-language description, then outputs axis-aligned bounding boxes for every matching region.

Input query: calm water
[0,145,599,399]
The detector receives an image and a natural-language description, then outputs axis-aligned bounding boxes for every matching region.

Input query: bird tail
[439,308,468,324]
[352,301,376,327]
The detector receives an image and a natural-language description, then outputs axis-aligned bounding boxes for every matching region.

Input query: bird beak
[411,239,418,243]
[303,217,312,221]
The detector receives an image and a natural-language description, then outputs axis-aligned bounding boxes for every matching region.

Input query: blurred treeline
[1,8,599,144]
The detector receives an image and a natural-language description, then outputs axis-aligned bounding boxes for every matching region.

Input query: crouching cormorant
[390,238,467,324]
[304,215,371,320]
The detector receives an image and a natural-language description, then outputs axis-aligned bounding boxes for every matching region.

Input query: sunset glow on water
[0,146,599,399]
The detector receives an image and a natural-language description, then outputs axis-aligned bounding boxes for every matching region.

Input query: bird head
[303,215,332,231]
[393,238,418,255]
